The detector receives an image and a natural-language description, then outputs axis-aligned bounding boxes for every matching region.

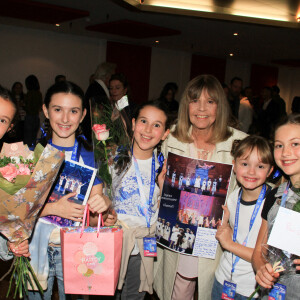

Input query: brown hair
[172,74,232,144]
[231,135,274,166]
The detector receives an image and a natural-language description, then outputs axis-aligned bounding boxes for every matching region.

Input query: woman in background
[24,75,42,147]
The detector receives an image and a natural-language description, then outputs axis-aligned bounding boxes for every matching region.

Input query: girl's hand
[104,209,118,226]
[255,263,279,289]
[54,192,85,221]
[8,240,30,257]
[215,205,233,250]
[158,159,167,192]
[88,194,111,214]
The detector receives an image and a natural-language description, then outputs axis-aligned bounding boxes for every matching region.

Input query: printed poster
[156,152,233,258]
[42,159,97,227]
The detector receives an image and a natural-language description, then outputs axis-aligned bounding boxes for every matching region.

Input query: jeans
[28,246,66,300]
[211,277,256,300]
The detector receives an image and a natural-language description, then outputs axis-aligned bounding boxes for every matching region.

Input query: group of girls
[1,76,300,300]
[0,80,171,300]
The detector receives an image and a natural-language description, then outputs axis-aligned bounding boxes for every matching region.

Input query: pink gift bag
[61,206,123,295]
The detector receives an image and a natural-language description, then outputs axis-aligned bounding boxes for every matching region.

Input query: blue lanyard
[280,181,290,207]
[49,138,80,162]
[132,153,156,228]
[231,184,267,275]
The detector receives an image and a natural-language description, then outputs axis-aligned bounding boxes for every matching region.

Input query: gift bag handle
[80,204,104,238]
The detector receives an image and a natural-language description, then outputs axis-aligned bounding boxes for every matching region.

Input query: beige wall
[0,24,106,95]
[1,24,299,110]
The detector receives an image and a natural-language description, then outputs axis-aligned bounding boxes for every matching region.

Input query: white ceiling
[1,0,299,65]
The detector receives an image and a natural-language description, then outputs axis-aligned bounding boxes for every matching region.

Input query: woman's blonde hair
[172,74,232,143]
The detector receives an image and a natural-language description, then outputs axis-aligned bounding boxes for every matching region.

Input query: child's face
[233,147,272,191]
[274,124,300,183]
[132,106,169,158]
[0,97,16,139]
[43,93,86,146]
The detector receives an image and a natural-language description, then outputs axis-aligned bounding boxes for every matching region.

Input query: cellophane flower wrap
[0,142,64,298]
[90,98,132,202]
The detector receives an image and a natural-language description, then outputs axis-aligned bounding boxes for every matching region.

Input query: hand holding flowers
[7,240,30,258]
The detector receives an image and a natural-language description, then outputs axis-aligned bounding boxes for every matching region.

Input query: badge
[222,280,237,300]
[143,237,157,257]
[268,283,286,300]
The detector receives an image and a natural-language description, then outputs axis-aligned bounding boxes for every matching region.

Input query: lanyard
[49,138,80,162]
[280,181,290,208]
[231,184,267,275]
[132,153,156,228]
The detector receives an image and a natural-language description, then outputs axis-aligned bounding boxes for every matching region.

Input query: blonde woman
[154,75,247,300]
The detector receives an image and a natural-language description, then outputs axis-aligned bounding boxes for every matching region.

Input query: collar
[166,126,239,155]
[95,79,110,98]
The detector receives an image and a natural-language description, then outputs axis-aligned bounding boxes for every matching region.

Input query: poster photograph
[42,159,97,227]
[156,152,233,259]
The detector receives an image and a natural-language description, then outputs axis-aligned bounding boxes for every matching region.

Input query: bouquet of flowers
[0,142,64,298]
[91,98,132,201]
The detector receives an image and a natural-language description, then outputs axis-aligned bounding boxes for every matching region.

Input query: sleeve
[261,188,278,220]
[0,234,13,261]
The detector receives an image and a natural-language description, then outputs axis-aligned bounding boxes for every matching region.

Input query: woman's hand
[8,240,30,257]
[215,205,233,250]
[88,194,111,214]
[104,209,118,226]
[255,263,279,289]
[53,192,85,222]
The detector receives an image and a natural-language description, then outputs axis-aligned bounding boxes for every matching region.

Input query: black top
[261,187,278,220]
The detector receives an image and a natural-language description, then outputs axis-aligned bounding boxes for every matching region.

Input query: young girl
[107,100,170,299]
[212,135,274,299]
[28,81,110,300]
[0,85,30,260]
[252,114,300,300]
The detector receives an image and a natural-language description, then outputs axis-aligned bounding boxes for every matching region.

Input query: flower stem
[102,140,112,199]
[248,285,261,300]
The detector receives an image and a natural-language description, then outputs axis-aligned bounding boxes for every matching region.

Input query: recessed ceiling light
[229,53,234,57]
[55,24,60,27]
[233,32,238,36]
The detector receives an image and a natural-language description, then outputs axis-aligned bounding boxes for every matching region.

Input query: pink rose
[17,164,31,176]
[92,124,110,141]
[0,163,18,182]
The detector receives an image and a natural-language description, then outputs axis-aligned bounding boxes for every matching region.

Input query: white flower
[34,190,42,200]
[92,124,110,141]
[42,146,51,159]
[11,156,20,164]
[8,214,20,221]
[34,170,46,182]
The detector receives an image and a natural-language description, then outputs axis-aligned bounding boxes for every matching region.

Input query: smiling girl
[252,113,300,299]
[212,136,273,299]
[107,100,170,299]
[0,85,30,261]
[28,81,111,300]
